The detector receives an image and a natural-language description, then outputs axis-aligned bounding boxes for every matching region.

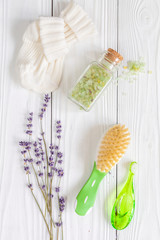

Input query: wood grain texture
[0,0,51,240]
[51,1,118,239]
[117,0,160,239]
[1,0,160,239]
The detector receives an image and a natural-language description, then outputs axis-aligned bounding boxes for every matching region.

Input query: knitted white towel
[17,18,66,93]
[39,17,68,62]
[60,2,97,45]
[17,2,97,93]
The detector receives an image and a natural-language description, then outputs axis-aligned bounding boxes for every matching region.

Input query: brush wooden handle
[75,162,106,216]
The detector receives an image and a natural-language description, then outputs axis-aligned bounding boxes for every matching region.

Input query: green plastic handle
[111,162,137,230]
[75,162,107,216]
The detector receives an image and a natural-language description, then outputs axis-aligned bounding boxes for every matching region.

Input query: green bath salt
[69,48,123,111]
[70,64,112,111]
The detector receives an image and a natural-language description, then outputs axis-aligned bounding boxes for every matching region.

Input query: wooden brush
[97,124,130,172]
[75,124,130,216]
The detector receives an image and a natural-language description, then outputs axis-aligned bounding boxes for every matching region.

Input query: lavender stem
[27,175,51,237]
[30,189,51,237]
[40,120,49,195]
[28,150,55,228]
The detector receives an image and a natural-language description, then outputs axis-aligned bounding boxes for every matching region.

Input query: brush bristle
[96,124,130,173]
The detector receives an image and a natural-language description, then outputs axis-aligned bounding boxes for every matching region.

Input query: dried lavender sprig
[30,189,51,237]
[56,120,62,139]
[39,95,51,207]
[39,94,50,119]
[20,101,65,239]
[57,192,65,240]
[40,121,49,189]
[48,121,64,240]
[53,138,65,240]
[28,151,47,199]
[39,94,57,236]
[26,170,52,237]
[27,145,55,228]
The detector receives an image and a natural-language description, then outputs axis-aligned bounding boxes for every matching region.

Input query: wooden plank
[117,0,160,239]
[0,0,51,240]
[51,0,118,239]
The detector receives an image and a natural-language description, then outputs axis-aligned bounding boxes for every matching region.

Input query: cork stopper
[104,48,123,65]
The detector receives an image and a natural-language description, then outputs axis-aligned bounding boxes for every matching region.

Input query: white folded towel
[17,2,97,93]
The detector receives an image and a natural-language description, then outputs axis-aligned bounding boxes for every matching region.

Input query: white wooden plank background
[0,0,160,239]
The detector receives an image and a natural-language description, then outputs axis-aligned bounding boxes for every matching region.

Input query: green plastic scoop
[111,162,137,230]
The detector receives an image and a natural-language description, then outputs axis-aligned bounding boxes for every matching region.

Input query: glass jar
[68,48,123,111]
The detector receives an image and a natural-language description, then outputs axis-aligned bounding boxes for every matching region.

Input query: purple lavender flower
[25,146,31,150]
[26,130,32,135]
[28,158,33,163]
[57,169,64,177]
[27,124,33,128]
[39,113,43,119]
[56,129,62,133]
[35,153,40,158]
[42,185,46,190]
[48,172,53,178]
[55,187,60,192]
[41,108,46,113]
[52,167,57,172]
[34,148,39,153]
[56,125,62,129]
[49,144,54,149]
[48,193,54,198]
[27,113,33,126]
[36,161,42,165]
[39,95,50,119]
[44,94,50,103]
[56,121,62,139]
[59,197,65,212]
[55,222,62,227]
[21,150,27,155]
[27,117,33,122]
[38,172,43,177]
[27,142,32,145]
[55,146,59,150]
[24,159,28,162]
[49,156,53,161]
[24,166,29,171]
[59,196,65,204]
[19,141,26,146]
[28,184,33,188]
[57,152,63,158]
[19,141,24,146]
[58,160,63,164]
[49,162,54,167]
[33,141,37,147]
[60,205,65,212]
